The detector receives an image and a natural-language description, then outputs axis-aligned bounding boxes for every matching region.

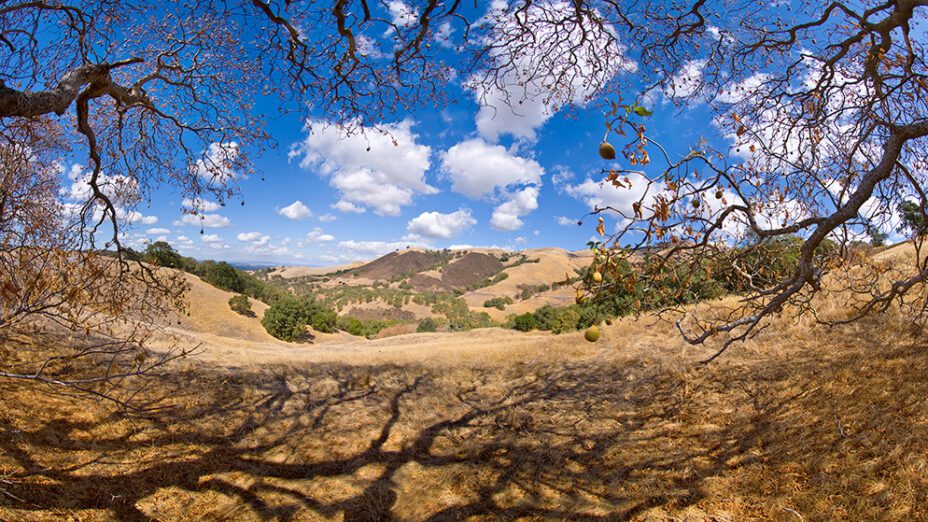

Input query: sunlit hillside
[2,243,927,520]
[248,247,596,335]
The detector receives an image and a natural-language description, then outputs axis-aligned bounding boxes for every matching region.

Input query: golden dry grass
[166,273,276,343]
[460,249,593,320]
[266,263,366,279]
[2,247,928,520]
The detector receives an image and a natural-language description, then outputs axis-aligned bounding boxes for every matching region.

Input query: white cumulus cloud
[337,240,425,259]
[442,138,543,231]
[182,197,222,212]
[59,165,158,226]
[291,119,437,216]
[181,213,230,228]
[442,139,543,198]
[306,228,335,242]
[237,232,270,246]
[491,186,539,231]
[277,200,312,220]
[121,209,158,225]
[406,208,476,240]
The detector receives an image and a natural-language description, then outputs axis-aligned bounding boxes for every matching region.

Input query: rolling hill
[254,247,595,329]
[3,243,928,520]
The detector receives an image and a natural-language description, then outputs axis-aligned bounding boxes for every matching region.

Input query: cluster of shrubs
[315,285,413,311]
[505,255,540,267]
[336,316,394,337]
[430,296,495,330]
[416,317,447,332]
[483,296,513,310]
[459,271,510,292]
[261,296,337,342]
[517,283,551,300]
[507,236,828,334]
[260,298,399,341]
[228,294,254,317]
[507,304,603,334]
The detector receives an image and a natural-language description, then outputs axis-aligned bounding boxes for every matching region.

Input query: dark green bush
[261,297,312,342]
[548,307,581,334]
[338,316,393,337]
[431,296,495,330]
[512,313,537,332]
[483,296,513,310]
[309,308,338,333]
[416,317,439,332]
[144,241,184,269]
[228,294,254,317]
[197,260,245,293]
[261,296,337,341]
[576,304,605,329]
[512,304,584,334]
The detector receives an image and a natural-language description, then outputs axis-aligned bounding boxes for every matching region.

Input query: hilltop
[253,247,595,334]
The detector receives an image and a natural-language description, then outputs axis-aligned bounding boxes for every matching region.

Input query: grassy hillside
[3,243,927,520]
[253,247,594,332]
[167,272,275,343]
[2,292,927,520]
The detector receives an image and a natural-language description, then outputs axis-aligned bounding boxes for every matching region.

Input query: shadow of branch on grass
[2,318,928,520]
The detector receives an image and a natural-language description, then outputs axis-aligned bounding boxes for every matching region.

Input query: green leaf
[632,105,653,117]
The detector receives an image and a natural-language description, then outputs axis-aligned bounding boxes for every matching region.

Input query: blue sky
[60,1,727,267]
[117,89,716,266]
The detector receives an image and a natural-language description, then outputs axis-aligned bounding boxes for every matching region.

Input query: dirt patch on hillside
[351,250,442,281]
[441,252,503,288]
[408,273,452,292]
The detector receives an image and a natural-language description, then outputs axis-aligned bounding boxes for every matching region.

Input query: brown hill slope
[441,252,503,287]
[166,272,278,344]
[461,248,593,317]
[351,249,443,281]
[251,248,595,326]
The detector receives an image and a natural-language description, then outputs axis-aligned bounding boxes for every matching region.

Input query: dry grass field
[2,248,928,520]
